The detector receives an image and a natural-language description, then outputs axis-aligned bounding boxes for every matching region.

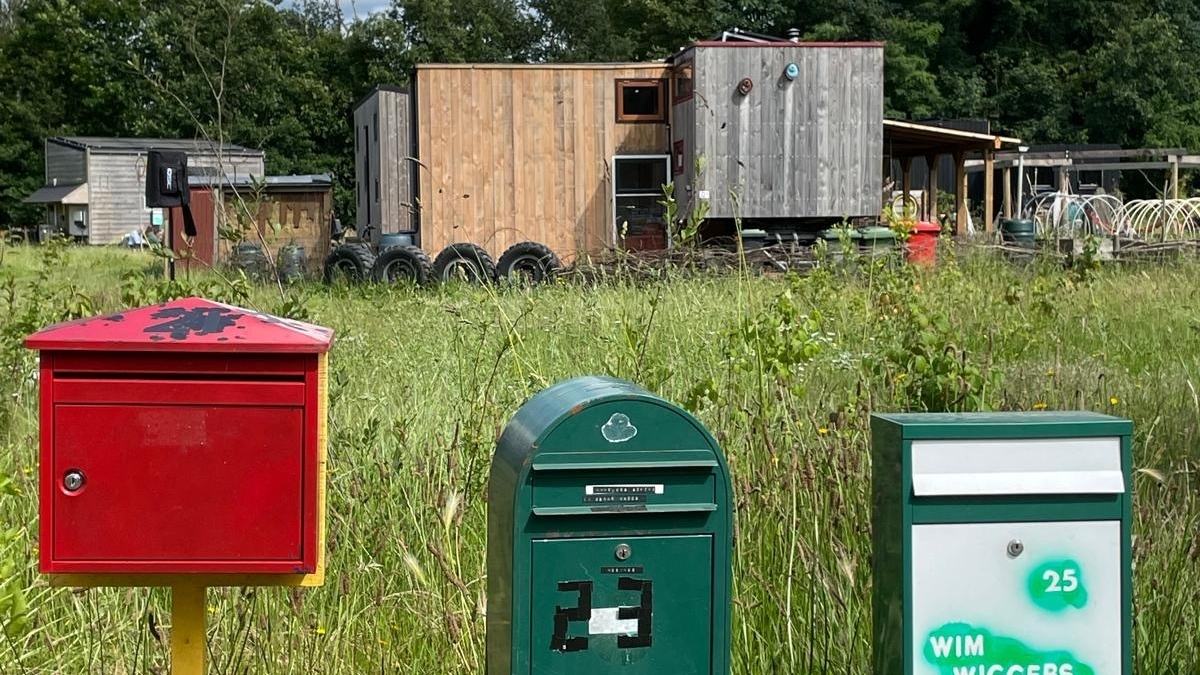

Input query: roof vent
[787,28,801,42]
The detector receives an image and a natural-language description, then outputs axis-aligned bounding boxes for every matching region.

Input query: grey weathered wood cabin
[668,40,885,225]
[25,137,265,245]
[353,85,415,241]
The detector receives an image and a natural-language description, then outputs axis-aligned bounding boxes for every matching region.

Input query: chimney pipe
[787,27,801,42]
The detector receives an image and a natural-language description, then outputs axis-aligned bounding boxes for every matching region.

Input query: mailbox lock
[1007,539,1024,558]
[63,469,86,493]
[614,543,632,561]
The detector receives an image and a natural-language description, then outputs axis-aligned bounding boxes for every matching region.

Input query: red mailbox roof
[24,297,334,353]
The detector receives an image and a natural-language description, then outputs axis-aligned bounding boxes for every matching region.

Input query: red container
[906,220,942,265]
[24,297,333,575]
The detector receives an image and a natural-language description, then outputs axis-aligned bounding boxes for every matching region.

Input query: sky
[336,0,389,21]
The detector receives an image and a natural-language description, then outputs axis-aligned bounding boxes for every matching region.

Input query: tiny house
[25,137,265,245]
[346,31,886,283]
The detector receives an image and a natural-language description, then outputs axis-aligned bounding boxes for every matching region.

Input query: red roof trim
[24,297,334,354]
[688,41,886,48]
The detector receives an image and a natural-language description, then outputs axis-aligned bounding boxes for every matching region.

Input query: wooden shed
[24,137,265,245]
[353,85,415,239]
[169,175,334,275]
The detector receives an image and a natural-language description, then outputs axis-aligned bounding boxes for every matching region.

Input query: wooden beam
[1003,167,1013,219]
[984,150,995,235]
[926,154,940,222]
[1171,157,1180,200]
[990,147,1190,162]
[954,151,967,236]
[901,156,913,217]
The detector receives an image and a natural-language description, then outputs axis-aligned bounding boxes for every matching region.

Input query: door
[52,400,305,564]
[613,156,671,252]
[531,534,712,674]
[911,521,1122,675]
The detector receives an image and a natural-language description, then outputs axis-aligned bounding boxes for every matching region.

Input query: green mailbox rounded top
[494,375,726,479]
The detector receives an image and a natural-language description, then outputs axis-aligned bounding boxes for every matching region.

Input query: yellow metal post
[172,584,207,675]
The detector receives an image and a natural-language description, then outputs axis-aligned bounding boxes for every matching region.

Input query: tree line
[1,0,1197,230]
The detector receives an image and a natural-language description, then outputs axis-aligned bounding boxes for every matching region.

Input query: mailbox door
[531,534,713,674]
[910,520,1121,675]
[52,401,306,567]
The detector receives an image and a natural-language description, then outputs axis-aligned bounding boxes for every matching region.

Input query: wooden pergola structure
[965,148,1200,212]
[883,119,1023,235]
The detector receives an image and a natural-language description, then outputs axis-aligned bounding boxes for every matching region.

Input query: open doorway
[612,155,671,252]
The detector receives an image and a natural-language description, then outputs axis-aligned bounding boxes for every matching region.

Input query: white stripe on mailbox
[911,437,1125,496]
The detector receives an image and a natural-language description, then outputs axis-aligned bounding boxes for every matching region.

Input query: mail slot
[870,412,1132,675]
[487,376,734,675]
[24,297,333,576]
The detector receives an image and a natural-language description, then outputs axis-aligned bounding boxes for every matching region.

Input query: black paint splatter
[143,307,244,341]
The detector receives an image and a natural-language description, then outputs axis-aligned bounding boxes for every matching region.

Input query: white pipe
[1016,146,1029,218]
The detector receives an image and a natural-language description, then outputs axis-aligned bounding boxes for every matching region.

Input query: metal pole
[167,207,177,281]
[1016,146,1029,218]
[172,584,207,675]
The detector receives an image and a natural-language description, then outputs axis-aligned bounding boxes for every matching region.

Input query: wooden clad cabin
[669,41,885,224]
[352,32,891,269]
[25,137,265,245]
[414,63,672,260]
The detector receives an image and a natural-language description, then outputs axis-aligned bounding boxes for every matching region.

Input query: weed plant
[0,239,1197,673]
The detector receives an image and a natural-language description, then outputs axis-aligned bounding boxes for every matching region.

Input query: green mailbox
[488,376,733,675]
[870,412,1132,675]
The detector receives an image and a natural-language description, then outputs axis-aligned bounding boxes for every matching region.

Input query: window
[373,111,379,142]
[673,60,694,103]
[616,79,666,123]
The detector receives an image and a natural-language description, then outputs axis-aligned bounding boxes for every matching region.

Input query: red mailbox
[25,297,333,576]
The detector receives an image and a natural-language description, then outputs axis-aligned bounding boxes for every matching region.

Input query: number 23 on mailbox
[487,376,734,675]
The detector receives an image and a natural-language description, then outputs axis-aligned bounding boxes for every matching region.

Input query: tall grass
[0,240,1197,673]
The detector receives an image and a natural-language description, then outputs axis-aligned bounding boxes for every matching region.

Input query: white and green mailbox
[870,412,1132,675]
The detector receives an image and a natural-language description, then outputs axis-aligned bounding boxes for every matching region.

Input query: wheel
[432,243,496,284]
[371,244,432,285]
[496,241,562,284]
[323,243,376,284]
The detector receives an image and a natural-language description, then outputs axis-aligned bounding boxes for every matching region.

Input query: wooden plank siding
[679,44,884,221]
[414,64,671,263]
[86,153,264,245]
[44,141,86,185]
[219,188,334,266]
[353,87,415,239]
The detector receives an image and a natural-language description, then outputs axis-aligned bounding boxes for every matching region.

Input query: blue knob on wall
[785,63,799,81]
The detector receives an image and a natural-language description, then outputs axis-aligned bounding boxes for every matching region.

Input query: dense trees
[0,0,1197,228]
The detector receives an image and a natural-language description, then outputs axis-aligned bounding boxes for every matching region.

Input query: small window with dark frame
[673,61,694,103]
[616,79,666,122]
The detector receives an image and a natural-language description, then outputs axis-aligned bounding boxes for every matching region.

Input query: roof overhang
[24,183,89,205]
[884,119,1022,159]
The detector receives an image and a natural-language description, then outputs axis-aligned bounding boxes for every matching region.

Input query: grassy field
[0,239,1198,673]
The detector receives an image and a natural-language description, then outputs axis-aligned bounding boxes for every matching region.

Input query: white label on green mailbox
[911,521,1120,675]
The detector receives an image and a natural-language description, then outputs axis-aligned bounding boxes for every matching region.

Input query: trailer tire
[371,244,432,285]
[496,241,562,285]
[323,243,376,284]
[432,243,496,284]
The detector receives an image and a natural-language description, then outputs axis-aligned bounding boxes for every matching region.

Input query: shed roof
[188,173,333,190]
[24,183,89,205]
[48,136,263,157]
[25,297,333,354]
[883,119,1023,159]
